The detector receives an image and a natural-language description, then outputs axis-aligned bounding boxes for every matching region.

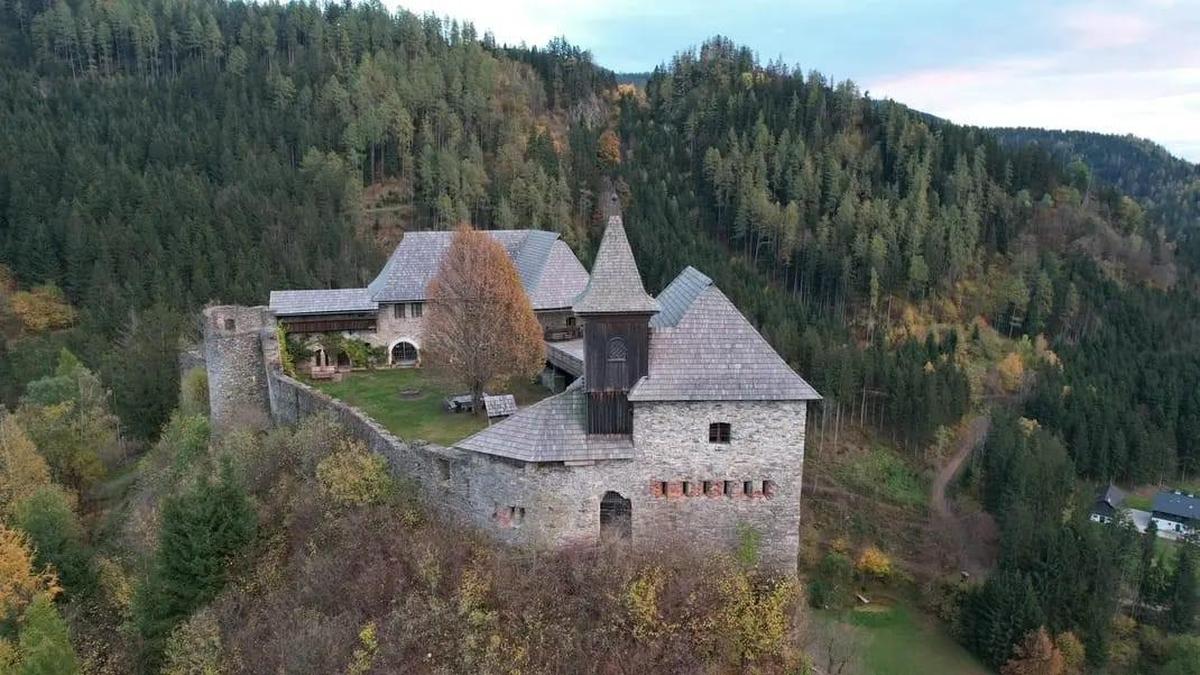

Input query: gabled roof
[1152,491,1200,521]
[572,216,660,315]
[457,379,634,463]
[1095,483,1126,509]
[628,272,821,402]
[268,288,378,316]
[365,230,588,309]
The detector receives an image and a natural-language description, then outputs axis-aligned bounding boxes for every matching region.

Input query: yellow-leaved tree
[0,414,51,514]
[423,226,545,415]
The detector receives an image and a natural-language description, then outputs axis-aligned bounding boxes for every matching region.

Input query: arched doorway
[391,340,419,367]
[599,491,631,541]
[313,347,328,368]
[336,351,351,369]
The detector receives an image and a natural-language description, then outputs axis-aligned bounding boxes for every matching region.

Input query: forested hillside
[993,127,1200,266]
[0,1,1198,673]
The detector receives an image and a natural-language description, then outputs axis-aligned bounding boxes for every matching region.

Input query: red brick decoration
[649,479,776,499]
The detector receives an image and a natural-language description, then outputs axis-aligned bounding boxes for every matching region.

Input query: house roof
[628,273,821,402]
[457,379,635,463]
[364,229,589,309]
[1095,483,1127,509]
[572,216,660,315]
[1152,491,1200,521]
[483,394,518,418]
[268,288,378,316]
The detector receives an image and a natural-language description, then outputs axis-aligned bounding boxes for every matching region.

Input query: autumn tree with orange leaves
[423,227,545,415]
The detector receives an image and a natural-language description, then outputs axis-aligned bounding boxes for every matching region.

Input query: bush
[162,608,223,675]
[856,545,893,581]
[178,368,209,418]
[316,440,395,507]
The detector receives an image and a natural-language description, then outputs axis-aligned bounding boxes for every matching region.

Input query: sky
[391,0,1200,163]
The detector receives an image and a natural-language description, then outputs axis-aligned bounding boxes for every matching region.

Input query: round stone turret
[202,305,272,432]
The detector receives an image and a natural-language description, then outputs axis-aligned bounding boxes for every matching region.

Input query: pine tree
[136,461,255,662]
[1168,544,1198,633]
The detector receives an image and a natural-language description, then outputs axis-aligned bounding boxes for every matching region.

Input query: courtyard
[310,368,553,446]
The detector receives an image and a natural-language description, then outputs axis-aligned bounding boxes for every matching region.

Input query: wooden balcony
[544,325,582,342]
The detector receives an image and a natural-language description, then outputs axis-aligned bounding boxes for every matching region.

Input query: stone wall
[444,399,808,571]
[267,370,475,522]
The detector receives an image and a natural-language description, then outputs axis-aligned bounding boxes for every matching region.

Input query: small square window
[224,318,235,331]
[709,422,731,444]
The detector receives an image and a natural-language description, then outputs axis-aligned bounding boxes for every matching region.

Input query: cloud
[1060,8,1155,49]
[871,61,1200,161]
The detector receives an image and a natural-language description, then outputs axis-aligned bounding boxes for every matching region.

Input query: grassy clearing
[816,601,989,675]
[834,445,928,508]
[311,368,551,445]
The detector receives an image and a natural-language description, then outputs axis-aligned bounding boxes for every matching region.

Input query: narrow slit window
[709,422,731,444]
[702,480,712,495]
[724,480,736,497]
[743,480,753,496]
[763,480,777,498]
[660,481,669,497]
[682,480,690,496]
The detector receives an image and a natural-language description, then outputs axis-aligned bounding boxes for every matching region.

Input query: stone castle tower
[202,305,273,432]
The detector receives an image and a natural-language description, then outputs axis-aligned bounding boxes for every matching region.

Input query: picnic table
[444,392,490,413]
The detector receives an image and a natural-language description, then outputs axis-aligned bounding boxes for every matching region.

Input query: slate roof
[364,230,589,309]
[483,394,518,418]
[572,216,660,315]
[628,273,821,402]
[457,379,635,462]
[650,266,713,328]
[268,288,378,316]
[1152,491,1200,521]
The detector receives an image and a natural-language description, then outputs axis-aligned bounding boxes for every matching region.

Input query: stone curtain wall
[267,372,473,523]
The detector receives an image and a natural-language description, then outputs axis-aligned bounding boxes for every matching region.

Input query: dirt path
[931,415,990,522]
[927,414,996,577]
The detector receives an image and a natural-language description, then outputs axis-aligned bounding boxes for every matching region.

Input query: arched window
[391,341,418,366]
[606,336,627,362]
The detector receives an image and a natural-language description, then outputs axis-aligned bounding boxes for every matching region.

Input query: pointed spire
[573,215,660,315]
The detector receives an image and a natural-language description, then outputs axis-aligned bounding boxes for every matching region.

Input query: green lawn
[310,368,552,446]
[816,602,989,675]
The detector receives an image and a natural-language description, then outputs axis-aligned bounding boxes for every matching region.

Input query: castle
[203,210,819,572]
